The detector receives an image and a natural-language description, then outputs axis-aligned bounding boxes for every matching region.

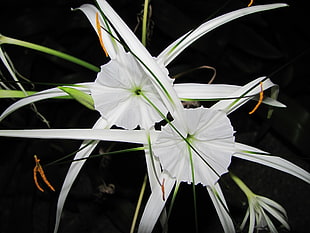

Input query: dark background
[0,0,309,232]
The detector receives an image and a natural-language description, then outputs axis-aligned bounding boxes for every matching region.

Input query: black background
[0,0,309,233]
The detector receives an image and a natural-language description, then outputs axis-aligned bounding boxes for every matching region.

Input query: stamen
[96,12,109,57]
[248,0,254,7]
[33,162,44,192]
[33,155,55,192]
[249,82,264,115]
[161,178,165,201]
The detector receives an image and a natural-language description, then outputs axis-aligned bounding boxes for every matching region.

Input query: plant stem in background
[0,34,100,72]
[130,174,148,233]
[142,0,149,46]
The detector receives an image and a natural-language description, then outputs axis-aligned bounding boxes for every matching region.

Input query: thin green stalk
[188,145,198,233]
[130,174,148,233]
[163,180,180,233]
[0,34,100,72]
[230,173,254,199]
[142,0,149,46]
[45,144,145,167]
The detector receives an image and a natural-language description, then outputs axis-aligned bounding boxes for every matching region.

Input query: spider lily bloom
[138,107,236,233]
[153,107,235,186]
[91,52,169,129]
[231,174,290,233]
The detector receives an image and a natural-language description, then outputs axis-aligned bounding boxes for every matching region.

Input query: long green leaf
[0,89,37,98]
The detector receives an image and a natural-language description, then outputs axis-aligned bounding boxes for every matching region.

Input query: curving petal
[174,83,239,100]
[77,4,124,59]
[207,183,235,233]
[0,83,92,122]
[234,143,310,184]
[257,196,290,231]
[0,47,27,93]
[157,4,288,66]
[174,83,285,108]
[138,173,175,233]
[54,117,107,233]
[211,77,280,114]
[0,128,160,144]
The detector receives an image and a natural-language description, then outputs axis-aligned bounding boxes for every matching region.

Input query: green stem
[188,145,198,233]
[142,0,149,46]
[0,34,100,72]
[230,173,255,199]
[130,174,148,233]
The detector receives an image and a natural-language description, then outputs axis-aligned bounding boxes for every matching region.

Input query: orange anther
[96,12,109,57]
[248,0,254,7]
[33,155,55,192]
[161,178,165,201]
[249,82,264,115]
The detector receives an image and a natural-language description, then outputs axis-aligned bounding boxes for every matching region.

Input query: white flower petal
[211,77,279,114]
[207,183,235,233]
[0,128,158,144]
[77,4,124,59]
[0,83,92,122]
[248,204,256,233]
[138,173,175,233]
[158,4,288,66]
[174,83,239,100]
[257,196,290,230]
[174,83,286,108]
[54,117,107,233]
[234,143,310,184]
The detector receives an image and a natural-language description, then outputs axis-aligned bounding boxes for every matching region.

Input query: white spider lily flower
[153,107,235,186]
[231,174,290,233]
[79,3,185,127]
[92,52,168,129]
[139,107,236,233]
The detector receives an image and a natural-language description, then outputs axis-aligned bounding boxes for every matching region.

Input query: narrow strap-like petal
[207,183,235,233]
[53,118,107,233]
[77,4,124,59]
[174,83,239,100]
[157,4,288,66]
[0,128,158,144]
[0,83,92,122]
[138,173,175,233]
[174,83,285,108]
[234,143,310,184]
[211,77,278,114]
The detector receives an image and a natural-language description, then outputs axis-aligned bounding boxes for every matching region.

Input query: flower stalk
[0,34,100,72]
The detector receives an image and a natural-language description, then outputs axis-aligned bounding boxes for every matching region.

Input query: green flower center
[133,87,142,96]
[186,133,194,142]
